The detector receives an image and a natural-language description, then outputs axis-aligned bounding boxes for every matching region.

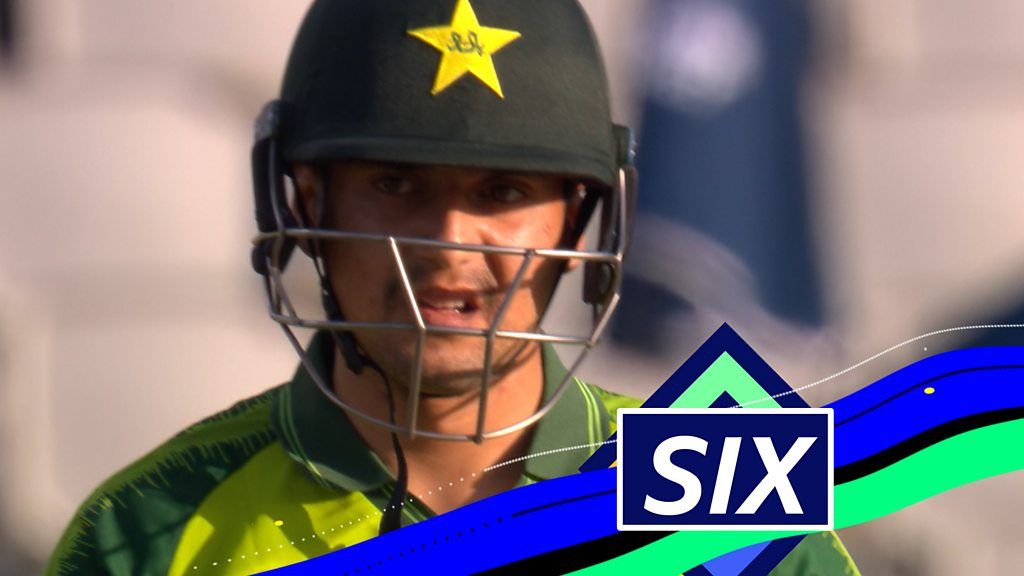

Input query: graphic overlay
[617,409,833,531]
[253,326,1024,576]
[579,323,815,574]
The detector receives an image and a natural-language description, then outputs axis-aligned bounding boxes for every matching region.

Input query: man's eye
[489,184,527,204]
[375,175,416,196]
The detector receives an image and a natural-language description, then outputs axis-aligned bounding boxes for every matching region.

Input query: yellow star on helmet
[408,0,522,98]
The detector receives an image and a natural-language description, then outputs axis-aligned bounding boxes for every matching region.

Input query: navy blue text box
[617,409,833,531]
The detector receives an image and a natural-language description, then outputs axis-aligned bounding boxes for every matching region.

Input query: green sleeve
[45,392,279,576]
[45,488,186,576]
[593,387,645,435]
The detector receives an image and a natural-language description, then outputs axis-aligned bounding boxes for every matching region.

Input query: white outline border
[616,408,835,532]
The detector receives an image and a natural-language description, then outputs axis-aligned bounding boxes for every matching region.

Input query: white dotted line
[191,510,383,573]
[483,440,617,472]
[407,439,616,499]
[190,438,618,573]
[734,323,1024,408]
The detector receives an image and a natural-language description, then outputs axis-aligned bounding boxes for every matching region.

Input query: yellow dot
[274,520,284,527]
[924,387,935,395]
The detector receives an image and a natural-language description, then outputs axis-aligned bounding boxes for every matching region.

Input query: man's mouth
[414,289,485,328]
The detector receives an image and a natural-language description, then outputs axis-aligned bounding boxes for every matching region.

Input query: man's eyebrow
[364,161,417,172]
[361,162,561,183]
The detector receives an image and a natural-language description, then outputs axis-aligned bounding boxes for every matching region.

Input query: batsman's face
[296,162,581,396]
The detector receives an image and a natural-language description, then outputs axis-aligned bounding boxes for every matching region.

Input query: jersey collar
[272,331,610,493]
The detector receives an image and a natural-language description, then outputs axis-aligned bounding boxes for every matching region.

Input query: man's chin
[415,382,484,398]
[405,368,491,397]
[372,340,538,395]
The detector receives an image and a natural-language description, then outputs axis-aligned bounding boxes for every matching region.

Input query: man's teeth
[421,299,468,310]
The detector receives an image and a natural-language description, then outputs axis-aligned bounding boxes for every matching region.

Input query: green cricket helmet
[251,0,637,442]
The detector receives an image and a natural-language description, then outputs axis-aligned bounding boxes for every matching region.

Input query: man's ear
[292,164,321,223]
[291,164,322,256]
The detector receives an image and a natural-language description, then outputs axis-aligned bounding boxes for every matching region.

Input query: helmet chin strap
[297,171,410,534]
[322,299,410,534]
[319,280,410,534]
[374,357,411,534]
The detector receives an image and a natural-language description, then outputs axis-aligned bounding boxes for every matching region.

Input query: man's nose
[406,205,484,267]
[432,206,477,245]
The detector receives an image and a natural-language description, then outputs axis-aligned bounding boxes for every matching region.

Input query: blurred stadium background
[1,0,1023,573]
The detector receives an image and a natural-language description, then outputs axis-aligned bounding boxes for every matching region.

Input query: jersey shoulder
[769,531,862,576]
[45,385,284,576]
[585,383,644,434]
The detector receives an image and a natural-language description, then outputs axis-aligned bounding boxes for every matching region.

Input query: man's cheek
[332,269,384,321]
[500,286,542,331]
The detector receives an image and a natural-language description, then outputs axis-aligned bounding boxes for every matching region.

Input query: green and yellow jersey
[47,333,858,575]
